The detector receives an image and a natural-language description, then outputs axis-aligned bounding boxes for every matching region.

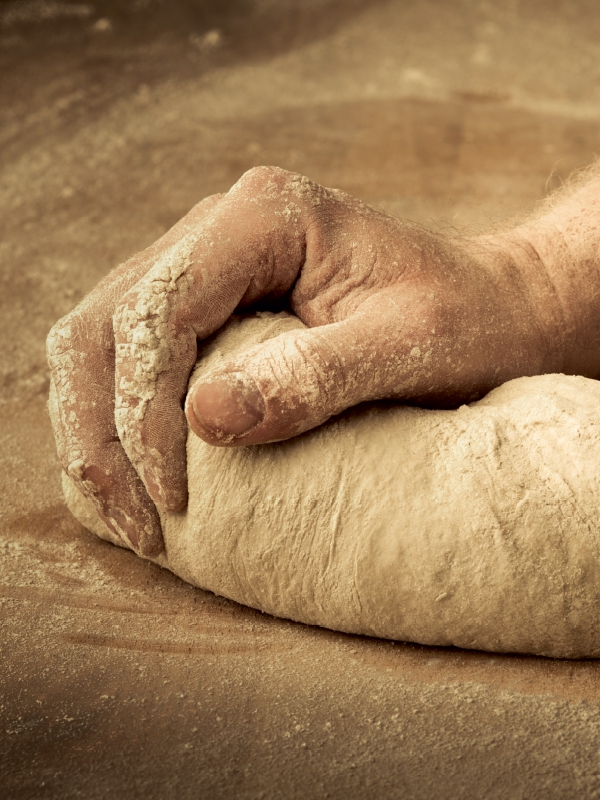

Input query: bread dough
[63,312,600,658]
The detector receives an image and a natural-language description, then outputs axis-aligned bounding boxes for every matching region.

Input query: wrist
[510,189,600,378]
[481,227,573,374]
[448,227,568,383]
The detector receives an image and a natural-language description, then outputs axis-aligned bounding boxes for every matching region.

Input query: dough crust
[64,313,600,658]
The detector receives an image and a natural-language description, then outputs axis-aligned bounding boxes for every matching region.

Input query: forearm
[480,163,600,379]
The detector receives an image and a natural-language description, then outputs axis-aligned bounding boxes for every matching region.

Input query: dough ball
[64,312,600,658]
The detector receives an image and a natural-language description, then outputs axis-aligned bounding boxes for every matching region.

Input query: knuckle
[46,312,76,364]
[233,165,305,202]
[238,165,288,189]
[47,306,112,368]
[300,333,346,406]
[66,457,98,493]
[264,332,344,411]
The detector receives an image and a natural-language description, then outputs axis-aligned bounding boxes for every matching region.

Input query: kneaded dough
[64,312,600,658]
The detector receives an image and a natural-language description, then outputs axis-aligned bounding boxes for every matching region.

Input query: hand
[47,166,574,557]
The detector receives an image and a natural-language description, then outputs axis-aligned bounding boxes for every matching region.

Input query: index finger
[112,167,311,509]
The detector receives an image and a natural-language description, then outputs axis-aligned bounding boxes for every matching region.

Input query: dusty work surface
[3,1,600,798]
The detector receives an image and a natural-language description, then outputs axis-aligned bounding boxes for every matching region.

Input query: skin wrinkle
[294,329,347,412]
[296,224,402,321]
[529,223,574,308]
[516,235,568,371]
[269,338,310,409]
[487,232,568,374]
[239,232,299,305]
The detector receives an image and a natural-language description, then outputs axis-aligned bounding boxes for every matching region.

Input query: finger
[112,167,310,508]
[47,312,164,555]
[184,301,406,446]
[47,194,225,554]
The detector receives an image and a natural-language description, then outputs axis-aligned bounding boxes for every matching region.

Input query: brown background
[3,1,600,797]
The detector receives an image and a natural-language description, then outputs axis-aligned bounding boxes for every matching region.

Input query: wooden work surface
[2,2,600,797]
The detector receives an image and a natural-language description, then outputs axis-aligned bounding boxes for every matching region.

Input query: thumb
[185,319,386,446]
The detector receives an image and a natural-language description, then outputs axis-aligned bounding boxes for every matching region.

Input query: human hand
[47,167,565,557]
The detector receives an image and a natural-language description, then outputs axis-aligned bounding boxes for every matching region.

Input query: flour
[64,312,600,658]
[47,321,98,503]
[113,233,196,482]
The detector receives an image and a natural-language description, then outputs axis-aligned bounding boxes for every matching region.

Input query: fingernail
[140,464,164,505]
[191,371,265,438]
[141,464,187,512]
[107,508,139,549]
[98,510,124,542]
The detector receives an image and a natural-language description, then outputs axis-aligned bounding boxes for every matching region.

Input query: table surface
[3,2,600,797]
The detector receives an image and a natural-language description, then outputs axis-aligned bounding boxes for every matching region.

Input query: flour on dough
[64,312,600,658]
